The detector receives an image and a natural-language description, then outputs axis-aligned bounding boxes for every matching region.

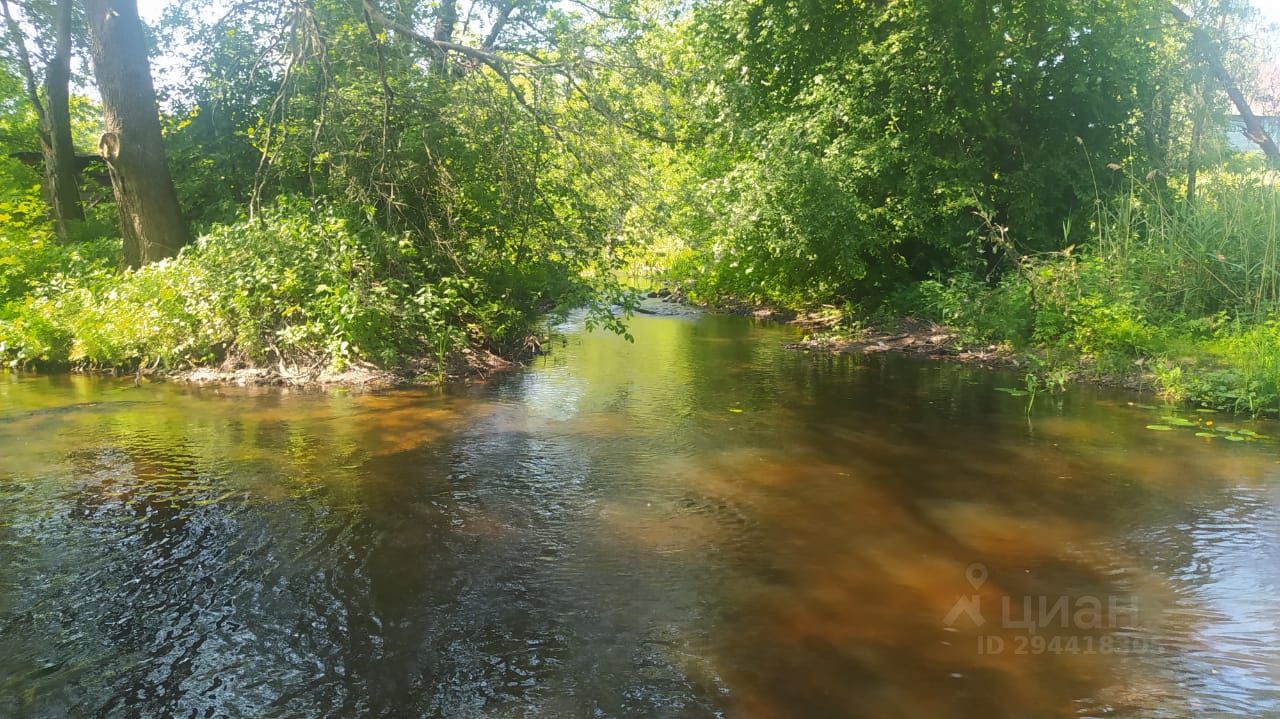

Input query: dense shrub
[665,0,1176,306]
[0,188,116,306]
[0,200,555,372]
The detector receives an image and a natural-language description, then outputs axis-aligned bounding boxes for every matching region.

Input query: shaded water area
[2,306,1279,718]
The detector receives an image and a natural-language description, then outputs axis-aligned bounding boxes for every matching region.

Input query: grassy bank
[0,199,629,385]
[902,168,1280,416]
[664,167,1280,417]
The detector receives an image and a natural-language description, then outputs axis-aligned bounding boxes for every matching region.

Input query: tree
[673,0,1175,305]
[1169,3,1280,167]
[86,0,190,267]
[0,0,84,239]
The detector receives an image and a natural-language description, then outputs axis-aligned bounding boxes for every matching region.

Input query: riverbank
[4,346,522,391]
[785,316,1017,366]
[165,346,520,389]
[775,304,1280,414]
[0,203,627,389]
[646,285,1167,398]
[613,287,1264,413]
[781,313,1171,395]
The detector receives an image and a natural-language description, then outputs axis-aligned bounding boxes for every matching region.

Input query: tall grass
[913,165,1280,415]
[1069,168,1280,412]
[1096,169,1280,322]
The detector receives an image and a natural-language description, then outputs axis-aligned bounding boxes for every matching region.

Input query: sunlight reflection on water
[1,307,1278,717]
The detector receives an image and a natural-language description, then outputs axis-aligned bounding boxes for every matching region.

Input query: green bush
[907,276,1036,347]
[0,200,508,372]
[0,189,115,307]
[1173,319,1280,416]
[882,169,1280,415]
[183,201,476,369]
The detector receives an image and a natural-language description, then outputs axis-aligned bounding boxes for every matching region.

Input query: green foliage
[0,200,585,371]
[1096,170,1280,320]
[0,0,654,376]
[176,201,478,368]
[1150,319,1280,417]
[660,0,1179,306]
[901,169,1280,416]
[0,182,116,369]
[0,189,110,305]
[907,276,1036,348]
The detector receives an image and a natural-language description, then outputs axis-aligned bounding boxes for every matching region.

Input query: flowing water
[1,306,1278,718]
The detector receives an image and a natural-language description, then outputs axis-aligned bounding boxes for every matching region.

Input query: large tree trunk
[431,0,458,75]
[44,0,84,233]
[433,0,457,43]
[86,0,191,268]
[0,0,84,239]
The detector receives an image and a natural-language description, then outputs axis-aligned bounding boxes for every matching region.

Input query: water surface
[1,307,1278,717]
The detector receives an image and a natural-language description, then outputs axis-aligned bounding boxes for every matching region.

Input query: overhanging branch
[361,0,503,70]
[361,0,539,116]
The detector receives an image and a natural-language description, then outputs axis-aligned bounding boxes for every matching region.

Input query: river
[1,306,1278,717]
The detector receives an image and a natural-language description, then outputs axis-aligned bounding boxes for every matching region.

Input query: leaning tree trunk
[0,0,83,239]
[1170,3,1280,168]
[86,0,191,268]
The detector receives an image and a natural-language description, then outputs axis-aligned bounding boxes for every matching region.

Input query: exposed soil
[783,313,1164,393]
[785,316,1019,369]
[162,347,519,389]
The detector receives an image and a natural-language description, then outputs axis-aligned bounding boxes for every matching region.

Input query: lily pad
[1160,416,1197,427]
[1146,425,1174,431]
[995,387,1029,396]
[1195,408,1218,413]
[1194,432,1216,438]
[1223,434,1246,442]
[728,408,744,413]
